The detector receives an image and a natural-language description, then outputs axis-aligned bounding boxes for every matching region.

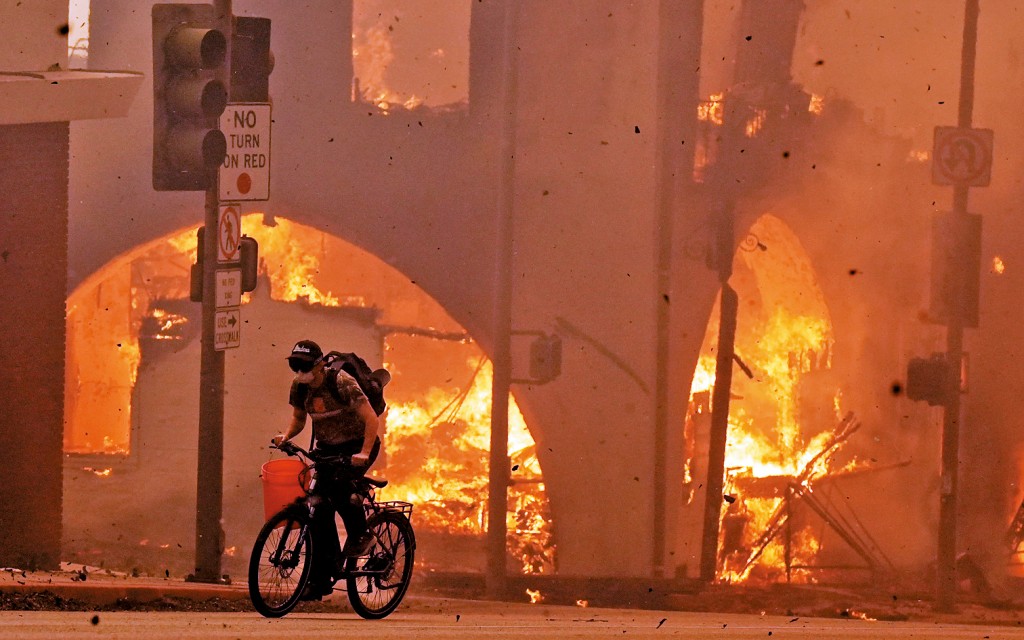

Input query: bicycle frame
[271,441,404,579]
[253,440,416,619]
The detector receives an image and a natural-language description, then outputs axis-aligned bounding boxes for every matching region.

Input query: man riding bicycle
[272,339,382,600]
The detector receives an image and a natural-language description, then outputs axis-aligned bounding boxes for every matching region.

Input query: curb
[0,580,250,606]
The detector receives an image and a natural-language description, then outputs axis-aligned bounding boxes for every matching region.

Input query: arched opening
[685,213,863,583]
[64,214,552,576]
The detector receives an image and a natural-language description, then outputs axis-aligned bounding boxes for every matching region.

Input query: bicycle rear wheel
[248,509,313,618]
[345,510,415,619]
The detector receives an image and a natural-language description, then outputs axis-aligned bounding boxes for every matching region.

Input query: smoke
[62,0,1024,585]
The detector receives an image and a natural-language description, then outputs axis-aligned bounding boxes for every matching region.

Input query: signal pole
[936,0,981,613]
[194,175,227,582]
[486,0,519,600]
[154,0,268,583]
[193,0,232,584]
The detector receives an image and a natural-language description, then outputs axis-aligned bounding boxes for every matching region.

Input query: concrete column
[0,122,70,570]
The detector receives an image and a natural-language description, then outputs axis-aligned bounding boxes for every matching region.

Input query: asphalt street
[1,602,1020,640]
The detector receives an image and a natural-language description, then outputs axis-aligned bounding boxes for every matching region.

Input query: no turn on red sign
[220,103,271,201]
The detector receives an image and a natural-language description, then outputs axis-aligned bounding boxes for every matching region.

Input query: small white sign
[215,268,241,309]
[215,307,241,350]
[932,126,994,187]
[220,103,271,202]
[217,204,241,262]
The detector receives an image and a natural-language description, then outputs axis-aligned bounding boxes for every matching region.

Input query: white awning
[0,69,143,125]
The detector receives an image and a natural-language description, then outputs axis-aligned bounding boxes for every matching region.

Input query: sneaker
[341,532,376,557]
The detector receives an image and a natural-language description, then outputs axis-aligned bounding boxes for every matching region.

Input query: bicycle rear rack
[377,500,413,516]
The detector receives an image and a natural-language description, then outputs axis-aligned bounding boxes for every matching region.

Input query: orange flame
[687,215,850,583]
[380,358,554,574]
[807,93,824,115]
[352,23,424,110]
[698,93,725,125]
[65,215,554,573]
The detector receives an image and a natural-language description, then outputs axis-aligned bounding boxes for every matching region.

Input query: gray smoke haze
[61,0,1024,585]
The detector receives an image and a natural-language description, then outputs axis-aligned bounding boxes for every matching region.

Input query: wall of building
[72,0,680,578]
[65,0,1019,585]
[0,1,68,71]
[0,0,71,570]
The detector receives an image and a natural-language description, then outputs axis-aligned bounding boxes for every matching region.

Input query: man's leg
[338,481,375,556]
[302,499,342,599]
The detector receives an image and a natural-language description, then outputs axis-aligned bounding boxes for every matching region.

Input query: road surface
[0,600,1018,639]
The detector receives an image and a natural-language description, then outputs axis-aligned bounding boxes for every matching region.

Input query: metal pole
[193,181,226,582]
[699,280,738,582]
[193,0,231,584]
[936,0,979,613]
[486,0,519,600]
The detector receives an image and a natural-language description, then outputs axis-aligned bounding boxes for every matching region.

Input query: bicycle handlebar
[271,440,308,458]
[271,440,358,468]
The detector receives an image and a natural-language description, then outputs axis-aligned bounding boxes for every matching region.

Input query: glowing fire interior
[64,214,552,574]
[685,214,857,583]
[351,0,469,110]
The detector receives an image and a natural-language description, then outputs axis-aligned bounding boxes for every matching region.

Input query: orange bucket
[260,458,310,520]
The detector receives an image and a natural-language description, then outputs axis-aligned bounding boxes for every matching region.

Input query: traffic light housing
[239,236,259,293]
[929,211,982,328]
[190,228,259,301]
[153,4,229,191]
[529,334,562,383]
[906,353,948,407]
[230,16,272,102]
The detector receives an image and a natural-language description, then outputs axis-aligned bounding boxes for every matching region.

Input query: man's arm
[351,400,379,465]
[272,407,307,445]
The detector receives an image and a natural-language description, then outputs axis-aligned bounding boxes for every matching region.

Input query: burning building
[1,0,1023,596]
[63,215,553,576]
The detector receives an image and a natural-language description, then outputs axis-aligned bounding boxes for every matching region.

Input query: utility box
[529,334,562,383]
[906,353,948,407]
[929,211,982,328]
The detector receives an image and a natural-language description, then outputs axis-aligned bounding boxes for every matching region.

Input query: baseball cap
[287,340,323,371]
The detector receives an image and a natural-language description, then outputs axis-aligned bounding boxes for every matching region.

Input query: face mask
[294,370,315,384]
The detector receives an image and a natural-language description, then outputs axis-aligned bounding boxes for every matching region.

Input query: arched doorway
[63,214,553,577]
[684,213,862,583]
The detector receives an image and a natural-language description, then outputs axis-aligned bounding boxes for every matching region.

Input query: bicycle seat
[363,477,388,488]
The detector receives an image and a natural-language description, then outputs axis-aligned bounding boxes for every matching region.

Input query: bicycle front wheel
[248,508,313,618]
[346,510,416,619]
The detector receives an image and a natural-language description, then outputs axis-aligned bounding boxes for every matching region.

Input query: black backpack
[323,351,390,416]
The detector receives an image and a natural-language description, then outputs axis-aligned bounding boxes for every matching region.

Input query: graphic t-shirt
[289,369,369,445]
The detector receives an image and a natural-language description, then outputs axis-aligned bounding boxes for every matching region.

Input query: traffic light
[190,228,259,300]
[529,334,562,383]
[153,4,229,191]
[230,16,272,102]
[239,236,259,293]
[906,353,948,407]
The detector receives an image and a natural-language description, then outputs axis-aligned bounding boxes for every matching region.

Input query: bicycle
[247,440,416,619]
